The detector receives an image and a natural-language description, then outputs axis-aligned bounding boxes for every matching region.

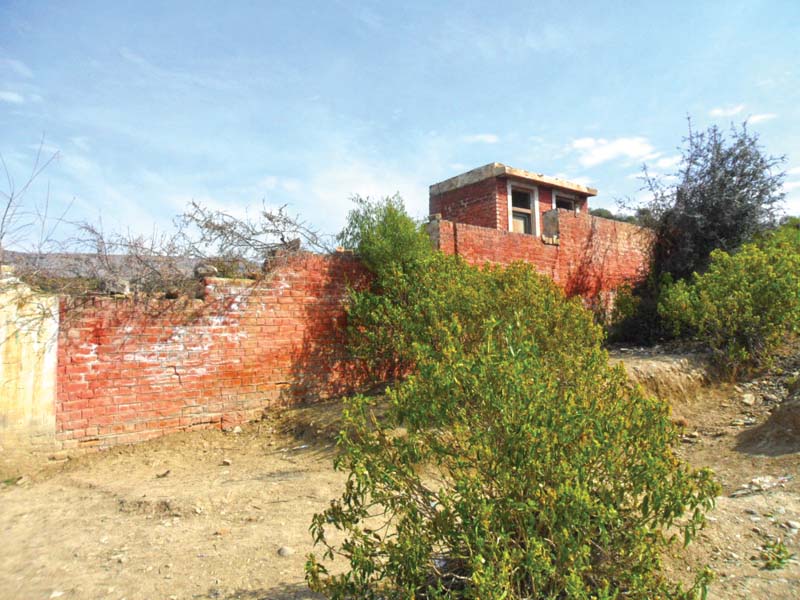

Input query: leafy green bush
[760,539,794,571]
[308,255,719,599]
[659,241,800,376]
[760,216,800,251]
[337,194,433,278]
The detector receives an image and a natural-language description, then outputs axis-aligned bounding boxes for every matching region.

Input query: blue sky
[2,0,799,247]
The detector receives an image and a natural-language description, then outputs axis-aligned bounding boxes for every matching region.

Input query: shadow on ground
[206,582,323,599]
[735,398,800,457]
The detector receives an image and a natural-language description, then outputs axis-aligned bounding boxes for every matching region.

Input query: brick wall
[429,212,652,298]
[27,213,649,451]
[55,253,368,449]
[430,178,501,229]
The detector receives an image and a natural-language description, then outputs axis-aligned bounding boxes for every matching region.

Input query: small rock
[745,508,759,516]
[787,520,800,530]
[221,458,232,466]
[741,393,757,406]
[50,592,64,599]
[232,426,242,434]
[277,546,295,557]
[156,469,170,479]
[194,263,219,278]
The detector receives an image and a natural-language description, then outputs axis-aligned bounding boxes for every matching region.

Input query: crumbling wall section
[55,253,367,449]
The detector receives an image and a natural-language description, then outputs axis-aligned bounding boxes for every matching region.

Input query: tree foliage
[610,120,787,344]
[336,194,433,278]
[589,207,638,224]
[639,120,785,282]
[307,200,719,599]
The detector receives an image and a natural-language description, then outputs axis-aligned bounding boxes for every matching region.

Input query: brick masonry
[55,253,368,449]
[9,190,650,451]
[429,174,650,299]
[428,211,651,298]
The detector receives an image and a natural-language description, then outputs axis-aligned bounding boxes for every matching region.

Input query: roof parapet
[429,162,598,197]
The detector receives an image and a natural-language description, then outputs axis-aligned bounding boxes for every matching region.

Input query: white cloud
[0,58,33,78]
[709,104,745,117]
[785,193,800,216]
[787,167,800,176]
[783,181,800,192]
[62,154,96,174]
[70,137,91,152]
[569,137,656,167]
[256,175,301,193]
[748,113,777,124]
[461,133,499,144]
[554,173,592,187]
[655,155,681,169]
[0,90,24,104]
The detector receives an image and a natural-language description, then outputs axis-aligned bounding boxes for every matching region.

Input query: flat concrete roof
[429,162,598,197]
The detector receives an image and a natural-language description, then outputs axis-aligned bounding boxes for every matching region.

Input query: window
[511,189,532,234]
[554,192,579,214]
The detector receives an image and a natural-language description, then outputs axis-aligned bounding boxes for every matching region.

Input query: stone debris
[741,392,757,406]
[730,475,793,498]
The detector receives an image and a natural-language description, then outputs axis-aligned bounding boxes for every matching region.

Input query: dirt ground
[2,350,799,600]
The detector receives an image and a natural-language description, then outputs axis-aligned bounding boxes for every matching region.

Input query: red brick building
[427,163,651,298]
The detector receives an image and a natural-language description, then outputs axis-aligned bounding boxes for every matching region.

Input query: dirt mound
[737,398,800,456]
[609,350,714,424]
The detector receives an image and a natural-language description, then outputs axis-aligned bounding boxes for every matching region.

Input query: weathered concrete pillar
[0,268,59,449]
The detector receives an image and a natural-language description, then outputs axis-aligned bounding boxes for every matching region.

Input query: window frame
[507,181,540,236]
[553,191,580,215]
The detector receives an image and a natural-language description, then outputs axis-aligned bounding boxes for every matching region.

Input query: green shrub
[760,216,800,251]
[760,539,794,571]
[659,241,800,377]
[337,195,433,278]
[308,258,719,599]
